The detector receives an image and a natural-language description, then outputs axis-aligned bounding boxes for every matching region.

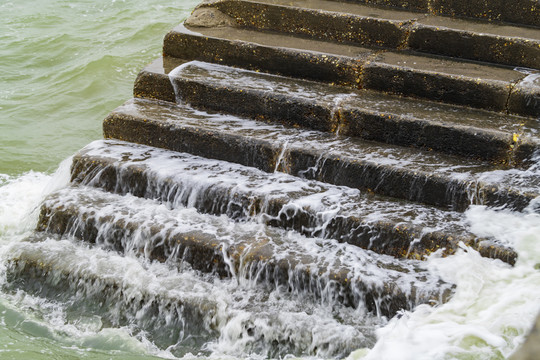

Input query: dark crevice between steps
[396,18,418,50]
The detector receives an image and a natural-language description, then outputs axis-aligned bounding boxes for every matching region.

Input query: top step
[310,0,540,28]
[192,0,540,69]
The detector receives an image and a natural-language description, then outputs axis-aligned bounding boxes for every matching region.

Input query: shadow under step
[4,236,376,358]
[194,0,540,69]
[71,140,516,264]
[105,98,539,213]
[163,24,540,116]
[36,186,454,318]
[136,58,540,164]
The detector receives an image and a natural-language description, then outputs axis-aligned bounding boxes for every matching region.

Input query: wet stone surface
[69,140,518,263]
[36,186,455,318]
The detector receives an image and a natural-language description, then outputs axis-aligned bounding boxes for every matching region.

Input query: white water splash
[350,202,540,360]
[0,157,71,239]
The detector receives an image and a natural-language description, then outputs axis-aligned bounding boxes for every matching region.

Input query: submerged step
[36,186,454,318]
[71,140,517,263]
[163,24,539,116]
[136,58,540,164]
[195,0,540,69]
[4,237,377,358]
[103,98,539,213]
[4,236,219,356]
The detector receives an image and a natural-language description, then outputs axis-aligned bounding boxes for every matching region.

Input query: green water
[0,0,197,358]
[0,0,198,176]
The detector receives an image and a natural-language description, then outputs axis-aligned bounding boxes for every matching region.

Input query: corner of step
[184,6,236,28]
[133,57,186,103]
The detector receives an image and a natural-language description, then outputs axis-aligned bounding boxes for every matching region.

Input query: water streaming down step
[3,139,539,359]
[3,192,437,357]
[7,137,456,355]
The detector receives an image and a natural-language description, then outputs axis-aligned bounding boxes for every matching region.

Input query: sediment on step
[163,24,370,86]
[162,24,539,117]
[343,0,540,27]
[193,0,540,69]
[194,0,415,48]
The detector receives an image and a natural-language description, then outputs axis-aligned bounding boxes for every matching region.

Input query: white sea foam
[350,203,540,360]
[0,157,71,239]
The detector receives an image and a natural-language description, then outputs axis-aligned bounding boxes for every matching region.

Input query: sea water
[1,0,539,359]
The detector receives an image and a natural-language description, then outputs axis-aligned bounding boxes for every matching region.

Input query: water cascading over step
[6,0,540,357]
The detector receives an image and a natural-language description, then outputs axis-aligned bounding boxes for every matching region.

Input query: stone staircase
[6,0,540,357]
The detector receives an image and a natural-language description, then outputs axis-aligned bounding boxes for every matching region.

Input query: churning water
[1,0,539,359]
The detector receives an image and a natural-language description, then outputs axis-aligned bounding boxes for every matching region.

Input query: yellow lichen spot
[513,133,519,142]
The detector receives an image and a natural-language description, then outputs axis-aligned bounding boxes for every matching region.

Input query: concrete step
[135,58,540,165]
[193,0,540,69]
[4,236,376,357]
[163,23,373,87]
[345,0,540,28]
[35,186,454,318]
[190,0,416,49]
[70,140,517,263]
[408,16,540,69]
[163,24,540,116]
[103,98,539,213]
[363,51,540,117]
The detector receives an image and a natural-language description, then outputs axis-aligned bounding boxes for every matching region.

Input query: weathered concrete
[428,0,540,28]
[353,0,429,12]
[362,51,525,113]
[37,187,455,317]
[163,22,538,117]
[409,17,540,69]
[184,7,235,27]
[197,0,540,69]
[197,0,415,48]
[163,24,370,86]
[349,0,540,27]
